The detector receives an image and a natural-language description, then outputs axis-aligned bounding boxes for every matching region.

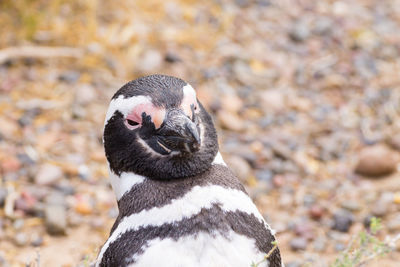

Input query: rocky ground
[1,0,400,266]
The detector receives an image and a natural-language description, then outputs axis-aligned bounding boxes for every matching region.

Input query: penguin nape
[96,74,282,267]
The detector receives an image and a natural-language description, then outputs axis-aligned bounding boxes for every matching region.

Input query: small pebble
[58,70,80,83]
[313,17,333,36]
[45,193,67,235]
[371,193,392,217]
[285,262,301,267]
[14,232,28,247]
[164,52,181,63]
[335,242,346,252]
[332,210,354,232]
[341,201,361,212]
[355,145,398,177]
[12,219,24,230]
[45,204,67,235]
[14,192,37,215]
[31,233,44,247]
[90,218,105,230]
[35,163,63,186]
[1,157,21,173]
[0,188,7,206]
[255,170,273,182]
[68,212,84,227]
[335,243,346,252]
[272,175,285,187]
[289,21,310,42]
[75,198,93,215]
[294,223,315,240]
[78,164,91,180]
[303,194,315,207]
[309,205,324,220]
[290,237,308,251]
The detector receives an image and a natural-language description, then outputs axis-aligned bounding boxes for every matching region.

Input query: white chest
[130,230,268,267]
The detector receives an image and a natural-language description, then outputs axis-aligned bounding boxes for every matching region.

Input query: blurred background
[0,0,400,266]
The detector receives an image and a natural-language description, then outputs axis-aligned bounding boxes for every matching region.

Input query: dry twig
[0,46,83,64]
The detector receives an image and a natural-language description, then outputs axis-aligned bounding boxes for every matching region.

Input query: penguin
[96,74,282,267]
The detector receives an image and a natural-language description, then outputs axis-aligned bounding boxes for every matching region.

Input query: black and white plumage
[97,74,282,267]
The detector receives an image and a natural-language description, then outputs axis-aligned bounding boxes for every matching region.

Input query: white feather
[109,170,146,201]
[212,152,227,166]
[96,185,272,266]
[105,95,152,124]
[129,231,269,267]
[183,84,197,99]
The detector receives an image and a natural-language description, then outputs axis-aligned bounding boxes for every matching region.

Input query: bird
[96,74,282,267]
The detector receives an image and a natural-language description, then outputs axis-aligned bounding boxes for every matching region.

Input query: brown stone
[355,144,399,177]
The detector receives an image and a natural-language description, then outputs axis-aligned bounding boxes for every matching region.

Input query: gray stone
[341,201,361,212]
[255,169,273,183]
[12,219,24,230]
[68,212,84,228]
[0,188,7,206]
[313,17,333,36]
[31,233,44,247]
[14,232,28,247]
[35,163,63,186]
[290,237,308,251]
[289,21,310,42]
[286,262,302,267]
[332,210,354,232]
[335,242,346,252]
[58,70,80,83]
[45,193,67,235]
[371,193,393,217]
[45,204,67,235]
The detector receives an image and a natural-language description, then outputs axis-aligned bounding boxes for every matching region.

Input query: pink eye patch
[125,103,166,130]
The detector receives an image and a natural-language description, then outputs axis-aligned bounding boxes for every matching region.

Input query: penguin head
[103,74,218,179]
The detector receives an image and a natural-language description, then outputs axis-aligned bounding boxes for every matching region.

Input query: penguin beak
[156,109,201,154]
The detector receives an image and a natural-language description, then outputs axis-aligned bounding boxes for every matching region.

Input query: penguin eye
[127,119,139,127]
[125,118,141,130]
